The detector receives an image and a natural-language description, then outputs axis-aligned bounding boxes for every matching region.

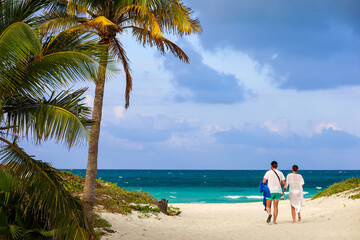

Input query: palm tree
[0,6,103,238]
[41,0,202,223]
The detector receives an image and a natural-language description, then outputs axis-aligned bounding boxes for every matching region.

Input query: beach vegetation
[312,178,360,200]
[0,1,106,238]
[39,0,201,223]
[61,170,160,215]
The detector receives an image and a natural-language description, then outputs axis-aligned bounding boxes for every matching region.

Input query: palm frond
[115,4,162,38]
[151,0,202,36]
[132,26,189,62]
[0,22,101,100]
[83,16,120,36]
[3,88,92,148]
[110,38,132,109]
[0,0,48,32]
[24,51,99,92]
[37,11,82,35]
[0,22,41,98]
[42,29,99,56]
[0,140,93,239]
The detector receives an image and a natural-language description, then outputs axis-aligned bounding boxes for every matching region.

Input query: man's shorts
[266,193,281,201]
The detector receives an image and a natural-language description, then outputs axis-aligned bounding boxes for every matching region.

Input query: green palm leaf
[0,0,49,32]
[0,22,41,97]
[0,141,93,239]
[3,88,92,148]
[0,22,102,100]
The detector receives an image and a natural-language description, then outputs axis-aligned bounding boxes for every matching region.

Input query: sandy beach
[100,197,360,240]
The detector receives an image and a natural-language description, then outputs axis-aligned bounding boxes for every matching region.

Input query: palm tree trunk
[83,40,110,224]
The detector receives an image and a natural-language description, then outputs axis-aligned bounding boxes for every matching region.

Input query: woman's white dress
[285,173,304,213]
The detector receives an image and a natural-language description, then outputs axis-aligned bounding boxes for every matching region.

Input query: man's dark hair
[292,165,298,172]
[271,161,278,168]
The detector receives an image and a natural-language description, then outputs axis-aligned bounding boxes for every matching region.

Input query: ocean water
[68,170,360,203]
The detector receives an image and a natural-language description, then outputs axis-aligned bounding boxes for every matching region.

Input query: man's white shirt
[264,169,285,193]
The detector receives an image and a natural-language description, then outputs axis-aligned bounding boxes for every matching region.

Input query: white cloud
[271,53,278,60]
[263,118,290,134]
[314,122,341,134]
[114,105,125,119]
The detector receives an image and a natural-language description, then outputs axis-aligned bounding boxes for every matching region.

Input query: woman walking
[281,165,305,223]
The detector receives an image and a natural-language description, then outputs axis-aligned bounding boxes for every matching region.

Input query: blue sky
[26,0,360,170]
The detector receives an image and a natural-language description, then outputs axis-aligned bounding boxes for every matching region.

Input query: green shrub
[61,171,162,214]
[312,178,360,200]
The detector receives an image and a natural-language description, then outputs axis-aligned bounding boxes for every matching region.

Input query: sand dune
[100,197,360,240]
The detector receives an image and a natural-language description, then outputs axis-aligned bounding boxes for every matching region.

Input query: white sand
[100,197,360,240]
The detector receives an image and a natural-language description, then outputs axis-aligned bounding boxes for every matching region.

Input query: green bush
[61,171,161,214]
[312,178,360,200]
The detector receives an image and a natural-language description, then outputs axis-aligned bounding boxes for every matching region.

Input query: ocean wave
[224,196,243,199]
[246,196,264,199]
[169,196,176,199]
[118,176,123,178]
[224,195,262,199]
[316,187,322,189]
[303,191,309,194]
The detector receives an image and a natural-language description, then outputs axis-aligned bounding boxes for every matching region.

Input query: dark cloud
[163,42,247,104]
[215,127,360,149]
[185,0,360,90]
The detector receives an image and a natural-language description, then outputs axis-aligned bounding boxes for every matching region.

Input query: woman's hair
[292,165,298,172]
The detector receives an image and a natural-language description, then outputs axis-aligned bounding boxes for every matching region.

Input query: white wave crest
[224,195,263,199]
[247,196,264,199]
[224,196,242,199]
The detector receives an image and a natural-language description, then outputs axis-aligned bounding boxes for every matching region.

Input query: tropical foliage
[0,1,104,238]
[39,0,201,223]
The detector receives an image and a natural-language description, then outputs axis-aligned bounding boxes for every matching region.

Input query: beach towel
[259,181,271,211]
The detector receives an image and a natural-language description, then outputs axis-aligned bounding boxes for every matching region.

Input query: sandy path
[100,197,360,240]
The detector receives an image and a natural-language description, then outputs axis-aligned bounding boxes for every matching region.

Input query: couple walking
[261,161,304,224]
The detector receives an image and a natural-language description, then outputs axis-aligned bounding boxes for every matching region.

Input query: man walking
[263,161,285,224]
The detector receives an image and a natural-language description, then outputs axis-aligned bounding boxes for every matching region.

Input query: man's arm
[263,178,267,184]
[281,180,285,186]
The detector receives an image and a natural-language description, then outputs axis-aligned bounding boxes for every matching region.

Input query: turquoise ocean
[69,170,360,203]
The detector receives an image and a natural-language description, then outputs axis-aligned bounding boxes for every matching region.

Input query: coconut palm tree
[40,0,201,223]
[0,14,103,240]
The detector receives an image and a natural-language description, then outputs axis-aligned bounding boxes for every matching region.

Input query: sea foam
[224,195,262,199]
